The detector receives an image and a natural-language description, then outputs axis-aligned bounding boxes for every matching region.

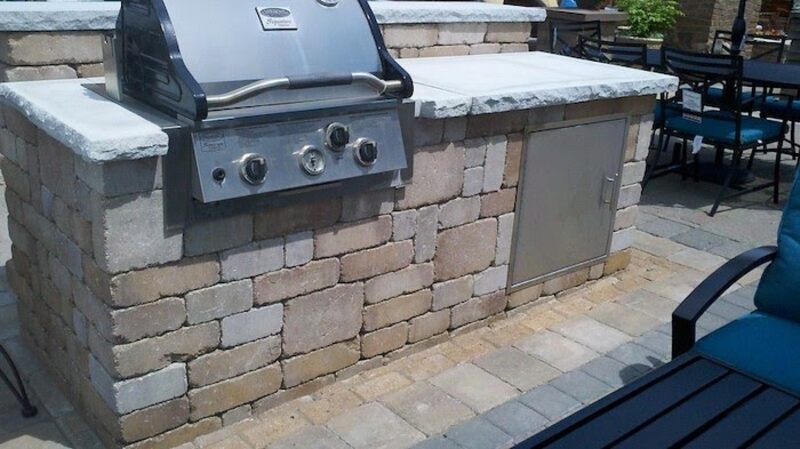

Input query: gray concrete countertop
[0,52,676,163]
[0,1,545,32]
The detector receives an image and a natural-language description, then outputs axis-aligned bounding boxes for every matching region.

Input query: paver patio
[0,149,790,449]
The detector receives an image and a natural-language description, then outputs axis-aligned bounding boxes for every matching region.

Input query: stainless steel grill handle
[206,72,404,108]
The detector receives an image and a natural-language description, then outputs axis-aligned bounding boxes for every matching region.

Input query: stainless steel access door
[509,116,628,291]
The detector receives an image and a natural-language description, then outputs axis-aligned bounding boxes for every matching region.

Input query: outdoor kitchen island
[0,52,676,449]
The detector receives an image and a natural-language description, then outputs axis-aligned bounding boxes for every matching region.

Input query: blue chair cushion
[654,102,681,124]
[755,175,800,321]
[665,111,785,146]
[696,311,800,394]
[761,96,800,122]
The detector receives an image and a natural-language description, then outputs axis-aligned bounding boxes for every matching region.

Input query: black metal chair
[711,30,787,63]
[549,20,602,57]
[1,344,37,417]
[645,47,790,216]
[577,36,648,68]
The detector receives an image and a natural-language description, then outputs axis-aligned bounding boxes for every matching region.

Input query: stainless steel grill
[102,0,414,223]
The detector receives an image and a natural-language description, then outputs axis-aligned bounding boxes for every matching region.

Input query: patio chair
[549,20,602,58]
[644,47,789,216]
[577,36,648,68]
[672,173,800,395]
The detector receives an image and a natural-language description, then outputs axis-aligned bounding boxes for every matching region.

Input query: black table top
[513,353,800,449]
[645,48,800,90]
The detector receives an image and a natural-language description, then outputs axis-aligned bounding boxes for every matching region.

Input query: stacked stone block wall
[0,22,531,82]
[668,0,763,52]
[0,95,653,449]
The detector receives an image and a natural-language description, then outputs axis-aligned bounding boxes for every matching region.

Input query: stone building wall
[0,95,653,449]
[0,22,531,82]
[668,0,764,51]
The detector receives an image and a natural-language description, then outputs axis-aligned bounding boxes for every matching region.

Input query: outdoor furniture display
[512,175,800,449]
[761,94,800,161]
[710,30,787,62]
[549,20,602,57]
[577,36,648,68]
[0,344,37,417]
[645,48,789,216]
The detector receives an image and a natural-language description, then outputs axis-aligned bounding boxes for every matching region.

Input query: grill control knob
[241,154,268,185]
[354,138,378,166]
[300,146,326,176]
[325,123,350,151]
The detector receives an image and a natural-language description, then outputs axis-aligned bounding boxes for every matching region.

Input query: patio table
[645,48,800,90]
[513,351,800,449]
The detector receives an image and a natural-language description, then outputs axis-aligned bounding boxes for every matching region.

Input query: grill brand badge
[256,7,297,31]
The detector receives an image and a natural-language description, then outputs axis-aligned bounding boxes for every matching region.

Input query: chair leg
[710,149,743,217]
[681,140,689,181]
[0,345,38,418]
[747,147,757,170]
[774,140,783,204]
[643,131,668,189]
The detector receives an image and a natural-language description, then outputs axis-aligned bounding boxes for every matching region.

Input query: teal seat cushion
[755,175,800,321]
[665,112,785,146]
[654,102,681,124]
[706,87,761,109]
[696,312,800,394]
[761,96,800,121]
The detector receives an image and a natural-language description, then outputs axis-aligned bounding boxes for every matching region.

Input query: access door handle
[601,174,618,206]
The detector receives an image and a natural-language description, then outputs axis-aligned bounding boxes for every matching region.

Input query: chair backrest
[755,175,800,323]
[711,30,787,63]
[549,20,602,57]
[662,47,746,144]
[578,36,648,68]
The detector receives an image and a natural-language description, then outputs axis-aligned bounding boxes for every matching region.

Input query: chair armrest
[672,246,777,358]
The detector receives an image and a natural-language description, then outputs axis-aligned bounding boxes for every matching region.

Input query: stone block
[486,23,532,43]
[480,188,516,218]
[0,32,102,65]
[285,231,313,268]
[110,297,186,343]
[408,310,450,343]
[327,402,425,449]
[430,363,517,413]
[473,265,509,296]
[220,237,284,282]
[186,280,253,325]
[439,197,481,229]
[476,347,559,392]
[0,63,77,82]
[315,215,392,258]
[604,250,631,275]
[445,417,514,449]
[419,45,471,58]
[363,289,432,332]
[362,323,408,358]
[341,188,395,222]
[621,161,646,186]
[383,25,438,48]
[610,228,636,253]
[617,182,642,210]
[109,255,219,307]
[221,304,283,348]
[438,23,487,45]
[435,219,497,281]
[514,330,597,372]
[74,157,162,198]
[77,63,104,78]
[414,205,439,263]
[399,47,420,58]
[188,364,282,420]
[500,43,530,53]
[451,291,507,329]
[126,418,221,449]
[392,210,417,241]
[382,382,474,436]
[463,167,485,197]
[283,283,364,355]
[518,384,581,421]
[503,133,524,188]
[483,136,507,193]
[397,143,464,210]
[340,241,413,282]
[90,358,187,415]
[364,263,434,304]
[470,43,503,55]
[635,115,655,162]
[254,258,339,305]
[184,214,253,256]
[92,190,183,274]
[495,213,514,266]
[464,138,487,168]
[614,206,638,231]
[117,397,189,444]
[413,119,445,147]
[550,370,614,404]
[282,340,360,388]
[432,275,474,311]
[104,322,220,379]
[254,197,341,239]
[542,269,590,296]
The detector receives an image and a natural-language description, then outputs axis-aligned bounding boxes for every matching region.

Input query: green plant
[616,0,683,39]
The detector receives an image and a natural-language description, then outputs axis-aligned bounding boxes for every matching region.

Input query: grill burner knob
[354,138,378,166]
[241,154,268,185]
[300,146,326,176]
[325,123,350,151]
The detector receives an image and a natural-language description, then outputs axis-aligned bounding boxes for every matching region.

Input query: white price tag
[692,135,704,155]
[683,89,703,113]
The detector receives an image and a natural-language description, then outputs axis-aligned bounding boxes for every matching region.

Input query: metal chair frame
[645,47,789,216]
[549,20,602,58]
[577,36,648,68]
[0,344,38,417]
